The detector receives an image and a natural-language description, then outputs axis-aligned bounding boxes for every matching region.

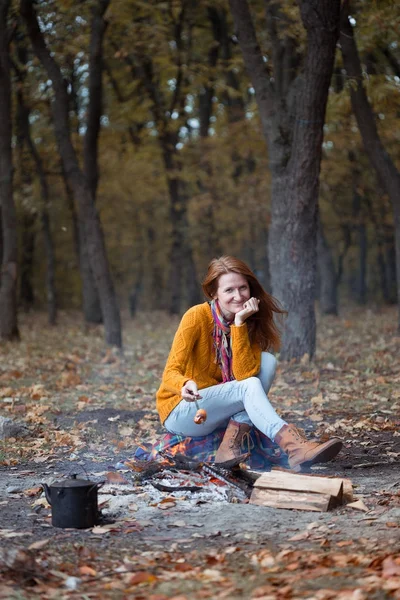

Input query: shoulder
[180,302,211,323]
[186,302,211,317]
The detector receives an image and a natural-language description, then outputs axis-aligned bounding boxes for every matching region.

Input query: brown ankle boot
[214,420,251,469]
[274,424,342,470]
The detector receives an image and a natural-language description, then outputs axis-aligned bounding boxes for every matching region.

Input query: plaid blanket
[133,427,289,471]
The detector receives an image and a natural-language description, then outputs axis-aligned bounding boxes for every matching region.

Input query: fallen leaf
[24,486,43,497]
[202,568,225,581]
[158,502,176,510]
[28,539,50,550]
[1,531,33,538]
[91,523,120,534]
[171,520,186,527]
[105,472,129,484]
[79,565,97,576]
[336,540,353,547]
[309,413,323,422]
[127,571,157,585]
[288,531,310,542]
[310,393,325,405]
[382,556,400,578]
[119,426,134,437]
[31,497,50,508]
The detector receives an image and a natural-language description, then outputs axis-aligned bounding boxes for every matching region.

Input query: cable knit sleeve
[230,323,261,380]
[161,307,201,394]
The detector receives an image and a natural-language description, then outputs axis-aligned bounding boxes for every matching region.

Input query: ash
[99,468,242,520]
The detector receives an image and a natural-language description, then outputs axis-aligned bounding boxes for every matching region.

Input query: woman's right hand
[181,380,202,401]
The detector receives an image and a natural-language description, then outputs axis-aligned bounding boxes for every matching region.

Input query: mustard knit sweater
[156,302,262,424]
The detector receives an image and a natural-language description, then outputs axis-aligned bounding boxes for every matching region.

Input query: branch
[381,46,400,78]
[138,56,167,127]
[228,0,276,139]
[104,60,127,103]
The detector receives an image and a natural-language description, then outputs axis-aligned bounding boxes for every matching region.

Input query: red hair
[202,256,286,352]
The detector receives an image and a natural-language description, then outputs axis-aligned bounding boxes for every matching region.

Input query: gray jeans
[164,352,287,440]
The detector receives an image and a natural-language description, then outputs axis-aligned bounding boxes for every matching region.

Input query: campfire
[95,453,352,521]
[97,453,252,520]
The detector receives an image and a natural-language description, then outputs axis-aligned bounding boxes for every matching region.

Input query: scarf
[210,299,235,383]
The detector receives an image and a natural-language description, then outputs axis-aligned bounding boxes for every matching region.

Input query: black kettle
[42,474,104,529]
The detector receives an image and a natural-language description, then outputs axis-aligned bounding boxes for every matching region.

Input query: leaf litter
[0,307,399,598]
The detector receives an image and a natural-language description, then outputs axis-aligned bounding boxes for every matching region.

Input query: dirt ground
[0,306,400,599]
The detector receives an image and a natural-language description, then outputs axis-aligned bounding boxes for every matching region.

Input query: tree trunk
[166,167,187,314]
[15,67,36,313]
[229,0,340,359]
[355,222,368,305]
[375,225,397,305]
[0,208,3,274]
[159,134,200,313]
[15,46,58,324]
[76,0,109,324]
[351,169,368,305]
[40,208,56,324]
[63,54,101,322]
[317,218,338,315]
[0,0,19,340]
[62,173,102,323]
[79,225,103,323]
[19,212,36,311]
[84,0,109,198]
[340,2,400,330]
[384,228,397,304]
[129,262,143,318]
[21,0,122,347]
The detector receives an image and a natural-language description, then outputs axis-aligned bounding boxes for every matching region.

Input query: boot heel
[214,420,251,469]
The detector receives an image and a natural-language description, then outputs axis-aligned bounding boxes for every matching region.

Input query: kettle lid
[50,474,94,488]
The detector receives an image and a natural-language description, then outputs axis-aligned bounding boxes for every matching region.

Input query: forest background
[0,0,399,359]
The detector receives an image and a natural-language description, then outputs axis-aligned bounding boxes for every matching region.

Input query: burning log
[151,482,203,493]
[154,452,251,501]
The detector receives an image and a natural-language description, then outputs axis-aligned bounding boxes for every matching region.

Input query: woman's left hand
[234,297,260,326]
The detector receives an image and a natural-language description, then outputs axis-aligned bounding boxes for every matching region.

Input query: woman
[156,256,342,470]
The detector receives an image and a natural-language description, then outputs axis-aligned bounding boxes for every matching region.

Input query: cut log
[249,488,334,512]
[254,471,344,503]
[342,478,354,503]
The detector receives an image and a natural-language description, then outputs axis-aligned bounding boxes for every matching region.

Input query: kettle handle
[42,483,52,505]
[87,481,105,495]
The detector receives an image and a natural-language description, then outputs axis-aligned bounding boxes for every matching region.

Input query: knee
[244,376,264,393]
[260,352,277,376]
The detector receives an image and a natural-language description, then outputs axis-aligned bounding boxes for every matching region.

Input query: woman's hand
[234,297,260,326]
[181,380,202,401]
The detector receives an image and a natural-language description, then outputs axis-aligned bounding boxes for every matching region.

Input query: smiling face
[214,272,251,321]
